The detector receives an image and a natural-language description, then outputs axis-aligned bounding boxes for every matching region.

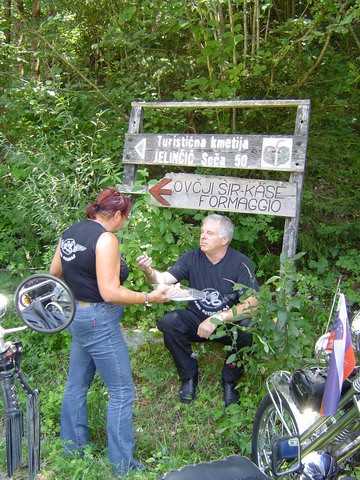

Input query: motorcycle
[0,274,75,480]
[251,293,360,479]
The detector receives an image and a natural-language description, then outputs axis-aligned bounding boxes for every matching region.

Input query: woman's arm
[96,232,168,305]
[49,242,63,279]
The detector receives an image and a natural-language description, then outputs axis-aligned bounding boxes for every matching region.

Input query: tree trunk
[251,0,260,55]
[4,0,12,43]
[31,0,41,78]
[243,0,248,66]
[13,0,25,77]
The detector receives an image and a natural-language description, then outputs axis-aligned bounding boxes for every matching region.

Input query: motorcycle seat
[160,455,270,480]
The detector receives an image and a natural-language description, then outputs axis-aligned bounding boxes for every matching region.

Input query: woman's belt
[76,300,103,308]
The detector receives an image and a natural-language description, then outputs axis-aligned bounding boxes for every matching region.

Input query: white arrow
[135,138,147,159]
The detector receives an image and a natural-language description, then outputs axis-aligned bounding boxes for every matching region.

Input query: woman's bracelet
[143,292,150,306]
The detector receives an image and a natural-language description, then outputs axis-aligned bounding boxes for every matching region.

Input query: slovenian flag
[320,293,356,416]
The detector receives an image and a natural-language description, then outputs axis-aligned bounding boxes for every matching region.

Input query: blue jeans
[60,302,142,475]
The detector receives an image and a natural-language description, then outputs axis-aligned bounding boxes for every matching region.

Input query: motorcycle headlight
[351,311,360,354]
[302,451,339,480]
[350,310,360,365]
[0,293,8,322]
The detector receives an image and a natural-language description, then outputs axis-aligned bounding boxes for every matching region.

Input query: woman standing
[50,188,168,476]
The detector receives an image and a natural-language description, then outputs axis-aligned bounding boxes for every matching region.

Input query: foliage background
[0,0,359,478]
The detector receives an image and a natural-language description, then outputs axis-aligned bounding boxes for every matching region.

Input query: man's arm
[136,252,177,285]
[215,295,258,323]
[197,295,258,339]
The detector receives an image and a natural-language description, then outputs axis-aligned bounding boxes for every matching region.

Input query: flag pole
[325,275,343,333]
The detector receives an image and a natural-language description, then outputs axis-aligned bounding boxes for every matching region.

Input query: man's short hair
[203,214,234,243]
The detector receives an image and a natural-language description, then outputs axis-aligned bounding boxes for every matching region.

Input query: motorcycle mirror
[15,274,75,334]
[315,332,333,364]
[271,435,301,477]
[0,293,8,321]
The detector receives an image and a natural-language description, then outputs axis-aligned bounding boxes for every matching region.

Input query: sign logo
[261,138,293,168]
[60,239,86,262]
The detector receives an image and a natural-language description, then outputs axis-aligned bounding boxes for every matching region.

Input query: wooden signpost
[123,133,306,172]
[120,99,310,259]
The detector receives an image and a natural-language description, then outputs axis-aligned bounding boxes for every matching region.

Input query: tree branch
[298,31,332,87]
[12,0,128,119]
[349,23,360,51]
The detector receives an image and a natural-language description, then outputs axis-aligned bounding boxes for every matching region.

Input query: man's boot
[179,374,198,403]
[222,382,239,407]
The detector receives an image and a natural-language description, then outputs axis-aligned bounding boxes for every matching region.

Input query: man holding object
[136,214,259,407]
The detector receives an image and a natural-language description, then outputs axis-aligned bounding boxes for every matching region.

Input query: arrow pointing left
[135,138,147,159]
[149,178,172,206]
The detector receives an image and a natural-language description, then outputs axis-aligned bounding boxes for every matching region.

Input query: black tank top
[60,219,129,302]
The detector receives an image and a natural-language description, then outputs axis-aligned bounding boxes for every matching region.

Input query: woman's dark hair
[86,188,132,220]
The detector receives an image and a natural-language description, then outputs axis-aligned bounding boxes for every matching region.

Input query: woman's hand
[148,285,170,304]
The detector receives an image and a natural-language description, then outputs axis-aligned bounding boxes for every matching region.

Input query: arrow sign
[135,138,147,160]
[149,178,172,206]
[148,173,297,217]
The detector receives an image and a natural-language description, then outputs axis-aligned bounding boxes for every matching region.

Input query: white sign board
[149,173,297,217]
[123,133,306,172]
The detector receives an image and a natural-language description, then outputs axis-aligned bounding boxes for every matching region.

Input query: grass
[2,327,360,480]
[0,330,259,480]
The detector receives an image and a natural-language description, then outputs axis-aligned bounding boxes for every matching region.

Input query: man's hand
[136,252,153,275]
[197,317,220,339]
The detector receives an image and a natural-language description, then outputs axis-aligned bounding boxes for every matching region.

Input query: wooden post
[120,99,310,261]
[122,106,144,187]
[282,103,310,259]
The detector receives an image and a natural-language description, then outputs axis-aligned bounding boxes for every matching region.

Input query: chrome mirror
[271,435,301,476]
[315,332,333,364]
[15,274,75,333]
